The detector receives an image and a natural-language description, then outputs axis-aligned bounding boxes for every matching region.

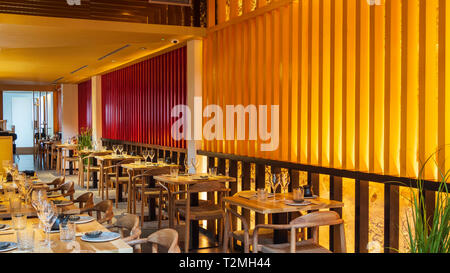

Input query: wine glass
[271,173,281,202]
[38,201,58,248]
[142,150,149,162]
[118,145,124,155]
[112,145,117,155]
[280,172,290,200]
[191,158,199,174]
[149,149,155,163]
[184,157,190,174]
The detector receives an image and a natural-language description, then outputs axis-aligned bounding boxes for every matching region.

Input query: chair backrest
[49,177,65,188]
[131,167,172,188]
[290,211,343,228]
[188,181,228,194]
[74,192,94,209]
[111,213,141,242]
[147,229,181,253]
[84,200,114,224]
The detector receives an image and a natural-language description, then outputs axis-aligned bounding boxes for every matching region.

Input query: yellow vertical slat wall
[204,0,449,182]
[204,0,449,252]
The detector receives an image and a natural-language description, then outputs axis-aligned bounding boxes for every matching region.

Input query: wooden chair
[63,149,79,178]
[252,211,346,253]
[132,168,172,230]
[104,213,141,243]
[47,181,75,200]
[73,192,94,209]
[84,151,110,191]
[80,200,114,225]
[101,158,135,208]
[223,203,274,253]
[175,181,229,253]
[127,228,181,253]
[46,177,65,189]
[50,142,60,170]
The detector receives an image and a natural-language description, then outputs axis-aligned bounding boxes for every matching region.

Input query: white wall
[61,84,78,141]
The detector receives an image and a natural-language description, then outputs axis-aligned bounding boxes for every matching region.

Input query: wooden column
[255,163,266,224]
[355,180,369,253]
[241,162,252,230]
[228,160,238,243]
[207,0,216,27]
[207,156,216,236]
[330,176,343,252]
[384,184,399,253]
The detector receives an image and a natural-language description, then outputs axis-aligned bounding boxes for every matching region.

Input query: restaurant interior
[0,0,449,255]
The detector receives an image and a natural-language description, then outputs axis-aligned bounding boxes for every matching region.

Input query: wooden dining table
[94,154,142,201]
[0,193,133,253]
[154,174,236,250]
[223,191,344,243]
[77,149,113,190]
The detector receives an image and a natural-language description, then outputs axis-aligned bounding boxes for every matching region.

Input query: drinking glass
[149,150,155,163]
[38,201,57,248]
[208,167,217,177]
[112,145,118,155]
[270,173,281,201]
[257,188,267,201]
[170,166,179,178]
[121,151,127,157]
[293,187,305,203]
[157,158,164,165]
[60,222,76,242]
[191,158,199,174]
[280,172,290,200]
[12,213,27,230]
[142,150,149,162]
[17,226,35,252]
[184,158,190,174]
[118,145,124,154]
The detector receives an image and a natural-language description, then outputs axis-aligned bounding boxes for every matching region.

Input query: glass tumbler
[17,226,35,252]
[60,222,76,242]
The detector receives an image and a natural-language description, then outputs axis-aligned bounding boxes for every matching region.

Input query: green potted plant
[405,151,450,253]
[78,127,93,151]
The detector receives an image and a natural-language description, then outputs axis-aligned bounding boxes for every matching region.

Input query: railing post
[228,159,239,246]
[207,156,216,237]
[241,162,252,233]
[355,180,369,253]
[255,163,266,224]
[330,176,343,252]
[384,183,399,253]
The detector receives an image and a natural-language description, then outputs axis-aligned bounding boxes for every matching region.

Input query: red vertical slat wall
[77,79,92,133]
[101,46,187,148]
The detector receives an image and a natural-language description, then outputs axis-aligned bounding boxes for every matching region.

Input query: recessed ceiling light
[140,47,147,50]
[111,60,116,63]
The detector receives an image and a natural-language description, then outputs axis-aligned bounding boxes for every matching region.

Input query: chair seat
[232,228,273,244]
[64,157,79,162]
[258,239,331,253]
[177,205,225,220]
[87,166,101,171]
[142,189,168,197]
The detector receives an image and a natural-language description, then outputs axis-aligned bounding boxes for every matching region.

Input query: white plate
[72,216,95,225]
[81,232,120,243]
[284,200,312,206]
[0,242,17,252]
[0,224,11,231]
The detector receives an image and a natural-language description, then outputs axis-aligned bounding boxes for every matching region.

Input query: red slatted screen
[101,46,187,148]
[78,79,92,133]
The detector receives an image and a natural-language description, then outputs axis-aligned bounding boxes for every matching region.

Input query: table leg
[147,177,156,221]
[99,161,104,200]
[69,150,74,175]
[273,213,289,244]
[190,193,199,250]
[92,158,98,189]
[56,148,61,175]
[127,170,133,213]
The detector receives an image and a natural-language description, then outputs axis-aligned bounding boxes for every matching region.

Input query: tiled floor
[21,154,226,253]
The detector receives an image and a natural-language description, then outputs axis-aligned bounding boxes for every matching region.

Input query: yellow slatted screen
[203,0,450,182]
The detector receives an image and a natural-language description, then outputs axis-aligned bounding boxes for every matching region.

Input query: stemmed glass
[112,145,118,155]
[142,150,149,163]
[191,158,199,174]
[184,158,190,174]
[37,200,58,248]
[118,145,124,155]
[271,173,281,202]
[280,172,290,200]
[149,149,155,163]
